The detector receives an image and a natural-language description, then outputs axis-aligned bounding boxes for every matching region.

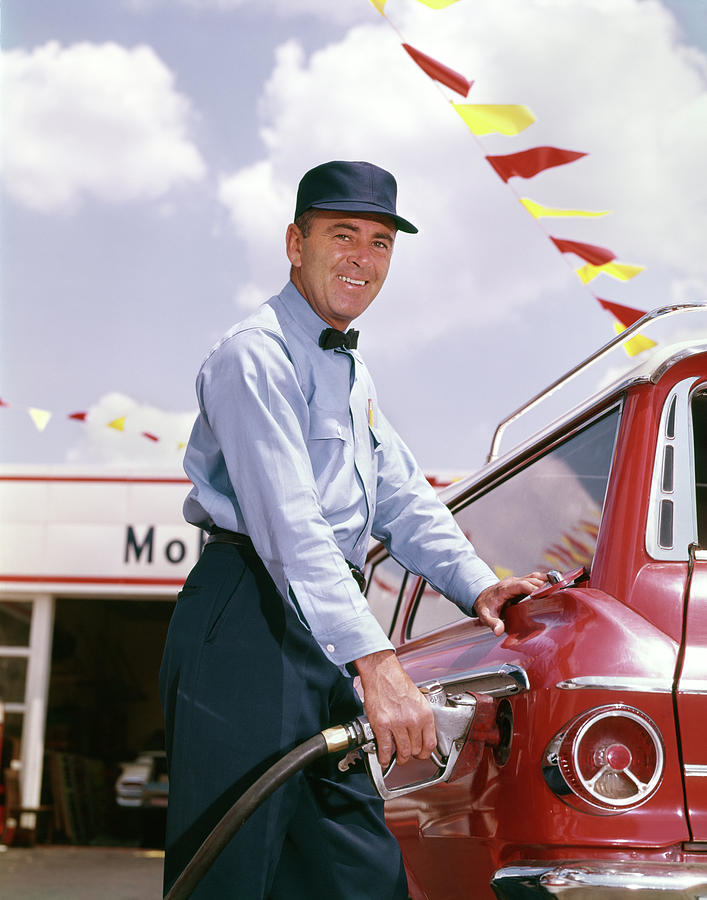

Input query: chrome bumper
[491,860,707,898]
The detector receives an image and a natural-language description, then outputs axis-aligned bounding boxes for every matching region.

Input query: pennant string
[366,0,650,351]
[3,398,191,450]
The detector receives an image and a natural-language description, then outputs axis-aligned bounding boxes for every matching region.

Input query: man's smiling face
[286,209,396,330]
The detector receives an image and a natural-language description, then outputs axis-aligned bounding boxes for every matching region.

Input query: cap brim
[308,200,418,234]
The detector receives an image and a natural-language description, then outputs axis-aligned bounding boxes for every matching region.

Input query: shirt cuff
[453,573,501,616]
[313,611,394,668]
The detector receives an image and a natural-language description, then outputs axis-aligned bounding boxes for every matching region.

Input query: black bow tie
[319,327,359,350]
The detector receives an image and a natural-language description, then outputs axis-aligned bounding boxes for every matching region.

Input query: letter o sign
[165,539,186,564]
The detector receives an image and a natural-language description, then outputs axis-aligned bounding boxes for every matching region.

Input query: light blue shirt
[183,281,498,666]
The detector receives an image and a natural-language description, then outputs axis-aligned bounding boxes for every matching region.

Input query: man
[160,160,545,899]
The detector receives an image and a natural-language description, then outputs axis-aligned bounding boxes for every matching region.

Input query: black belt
[206,529,367,593]
[205,529,256,551]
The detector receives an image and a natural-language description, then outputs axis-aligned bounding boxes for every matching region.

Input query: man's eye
[373,241,390,250]
[335,233,352,240]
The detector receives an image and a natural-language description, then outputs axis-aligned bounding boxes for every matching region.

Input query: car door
[674,386,707,842]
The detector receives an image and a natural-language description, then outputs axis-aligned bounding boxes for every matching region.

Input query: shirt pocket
[308,410,351,445]
[369,422,383,453]
[307,407,353,515]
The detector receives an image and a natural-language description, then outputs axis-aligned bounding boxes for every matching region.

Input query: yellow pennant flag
[494,564,514,580]
[108,416,127,432]
[614,322,657,357]
[452,103,535,136]
[520,197,610,218]
[368,0,386,13]
[416,0,460,8]
[28,408,52,431]
[576,261,645,284]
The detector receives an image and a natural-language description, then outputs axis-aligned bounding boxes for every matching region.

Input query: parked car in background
[364,304,707,899]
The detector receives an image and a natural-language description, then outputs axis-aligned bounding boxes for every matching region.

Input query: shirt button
[326,644,335,653]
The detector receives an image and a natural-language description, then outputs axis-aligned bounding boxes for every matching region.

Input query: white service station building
[0,466,197,841]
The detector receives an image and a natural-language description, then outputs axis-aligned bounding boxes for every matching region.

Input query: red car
[363,304,707,898]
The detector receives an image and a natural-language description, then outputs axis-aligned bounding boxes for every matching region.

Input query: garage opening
[43,597,174,847]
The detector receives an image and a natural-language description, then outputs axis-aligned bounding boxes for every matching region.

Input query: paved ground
[0,845,164,899]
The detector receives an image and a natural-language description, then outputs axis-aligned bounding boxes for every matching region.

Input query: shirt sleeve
[371,409,499,615]
[196,328,393,666]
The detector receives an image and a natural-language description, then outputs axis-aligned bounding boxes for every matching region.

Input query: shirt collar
[278,280,353,349]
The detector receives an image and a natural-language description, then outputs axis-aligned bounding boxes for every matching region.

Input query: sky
[1,0,706,476]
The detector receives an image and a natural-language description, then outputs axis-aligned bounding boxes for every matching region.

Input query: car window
[408,407,621,639]
[366,555,409,637]
[693,390,707,547]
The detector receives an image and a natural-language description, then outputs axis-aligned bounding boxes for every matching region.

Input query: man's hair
[293,209,318,237]
[294,207,399,238]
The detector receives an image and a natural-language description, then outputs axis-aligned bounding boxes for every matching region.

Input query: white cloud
[218,158,292,261]
[1,41,206,212]
[216,0,707,355]
[66,393,196,466]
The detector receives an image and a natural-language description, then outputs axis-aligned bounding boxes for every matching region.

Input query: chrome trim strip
[488,303,707,462]
[432,663,530,697]
[651,346,707,383]
[680,680,707,695]
[491,860,707,896]
[646,377,700,561]
[557,676,672,692]
[685,765,707,777]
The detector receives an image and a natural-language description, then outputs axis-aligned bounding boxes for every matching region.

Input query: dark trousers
[159,541,408,899]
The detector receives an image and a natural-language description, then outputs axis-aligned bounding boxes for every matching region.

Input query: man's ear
[285,223,303,268]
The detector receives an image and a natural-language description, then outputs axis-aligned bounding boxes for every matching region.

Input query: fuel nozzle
[324,681,479,801]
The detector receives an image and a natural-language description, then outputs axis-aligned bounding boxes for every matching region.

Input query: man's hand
[353,650,436,769]
[473,572,548,635]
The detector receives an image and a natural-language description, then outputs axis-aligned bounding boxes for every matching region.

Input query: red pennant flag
[401,43,473,97]
[550,237,615,266]
[142,431,160,442]
[486,147,587,182]
[69,411,87,421]
[596,298,646,328]
[0,398,9,407]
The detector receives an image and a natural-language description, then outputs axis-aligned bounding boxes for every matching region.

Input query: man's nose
[348,241,370,266]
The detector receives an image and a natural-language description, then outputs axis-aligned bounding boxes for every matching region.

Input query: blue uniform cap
[294,160,418,234]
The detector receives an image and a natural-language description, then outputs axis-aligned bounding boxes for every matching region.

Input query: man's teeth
[339,275,366,286]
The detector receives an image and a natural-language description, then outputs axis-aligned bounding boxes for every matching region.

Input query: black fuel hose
[164,722,366,900]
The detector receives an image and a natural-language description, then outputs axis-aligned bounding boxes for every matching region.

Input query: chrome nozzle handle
[358,695,478,801]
